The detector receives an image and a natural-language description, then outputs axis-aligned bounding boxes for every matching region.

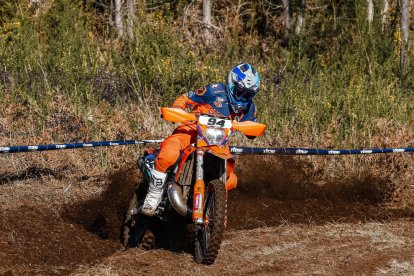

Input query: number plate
[199,115,232,128]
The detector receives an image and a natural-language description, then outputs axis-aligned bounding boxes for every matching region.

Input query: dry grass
[377,259,414,275]
[1,95,414,275]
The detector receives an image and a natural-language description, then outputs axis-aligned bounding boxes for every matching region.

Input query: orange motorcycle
[121,107,266,264]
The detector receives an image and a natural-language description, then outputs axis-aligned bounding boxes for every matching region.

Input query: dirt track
[1,156,414,275]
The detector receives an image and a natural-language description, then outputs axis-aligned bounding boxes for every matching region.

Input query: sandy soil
[1,156,414,275]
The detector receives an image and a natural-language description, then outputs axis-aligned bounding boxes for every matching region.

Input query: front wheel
[194,179,227,265]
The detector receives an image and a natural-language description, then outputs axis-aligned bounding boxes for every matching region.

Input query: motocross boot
[141,168,167,216]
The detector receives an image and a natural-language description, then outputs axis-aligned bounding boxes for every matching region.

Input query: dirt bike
[121,107,266,264]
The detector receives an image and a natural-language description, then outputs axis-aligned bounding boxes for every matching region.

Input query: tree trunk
[295,0,306,34]
[203,0,212,45]
[381,0,389,31]
[115,0,124,37]
[282,0,291,33]
[127,0,136,39]
[367,0,374,28]
[400,0,410,73]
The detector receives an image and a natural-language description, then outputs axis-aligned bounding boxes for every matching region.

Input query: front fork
[192,150,205,224]
[192,150,227,225]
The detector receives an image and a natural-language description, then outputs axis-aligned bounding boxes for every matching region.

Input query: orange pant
[155,131,238,190]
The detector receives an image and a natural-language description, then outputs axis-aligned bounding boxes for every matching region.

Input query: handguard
[161,107,197,123]
[232,121,267,137]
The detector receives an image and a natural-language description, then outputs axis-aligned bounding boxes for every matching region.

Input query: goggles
[233,84,257,102]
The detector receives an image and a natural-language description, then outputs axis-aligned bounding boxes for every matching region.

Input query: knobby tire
[121,181,155,249]
[194,179,227,265]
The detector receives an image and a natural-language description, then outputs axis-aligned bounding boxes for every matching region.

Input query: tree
[400,0,410,73]
[203,0,212,45]
[283,0,291,34]
[381,0,389,31]
[295,0,306,34]
[114,0,124,37]
[367,0,374,28]
[127,0,136,39]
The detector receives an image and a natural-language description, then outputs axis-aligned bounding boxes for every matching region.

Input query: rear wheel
[194,179,227,265]
[121,182,155,249]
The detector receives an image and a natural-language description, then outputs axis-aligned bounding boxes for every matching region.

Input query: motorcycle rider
[142,63,261,216]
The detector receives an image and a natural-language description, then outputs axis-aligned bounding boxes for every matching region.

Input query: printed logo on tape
[231,147,243,153]
[263,149,276,154]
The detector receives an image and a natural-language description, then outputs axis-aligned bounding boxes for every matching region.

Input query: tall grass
[0,0,413,149]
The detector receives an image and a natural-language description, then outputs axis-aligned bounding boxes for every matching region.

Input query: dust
[60,155,413,243]
[227,155,413,229]
[51,157,413,244]
[61,166,140,240]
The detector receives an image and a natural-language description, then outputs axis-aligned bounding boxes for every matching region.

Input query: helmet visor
[234,84,256,102]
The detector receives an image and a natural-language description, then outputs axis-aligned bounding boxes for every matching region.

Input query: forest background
[0,0,413,180]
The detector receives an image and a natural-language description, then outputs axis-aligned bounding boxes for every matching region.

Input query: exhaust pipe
[167,182,192,217]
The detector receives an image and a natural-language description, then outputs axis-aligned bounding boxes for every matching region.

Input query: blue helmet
[226,63,260,113]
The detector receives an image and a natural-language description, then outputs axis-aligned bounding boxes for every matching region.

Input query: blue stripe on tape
[0,140,161,154]
[228,147,414,155]
[1,140,413,156]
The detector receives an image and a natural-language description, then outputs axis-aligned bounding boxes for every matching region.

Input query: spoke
[205,193,215,218]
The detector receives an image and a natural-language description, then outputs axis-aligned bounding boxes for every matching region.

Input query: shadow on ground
[62,166,139,240]
[62,165,192,253]
[0,203,119,274]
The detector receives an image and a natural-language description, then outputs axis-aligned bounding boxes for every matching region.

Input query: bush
[0,0,412,148]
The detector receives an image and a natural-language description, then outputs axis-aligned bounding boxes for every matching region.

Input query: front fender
[207,145,233,159]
